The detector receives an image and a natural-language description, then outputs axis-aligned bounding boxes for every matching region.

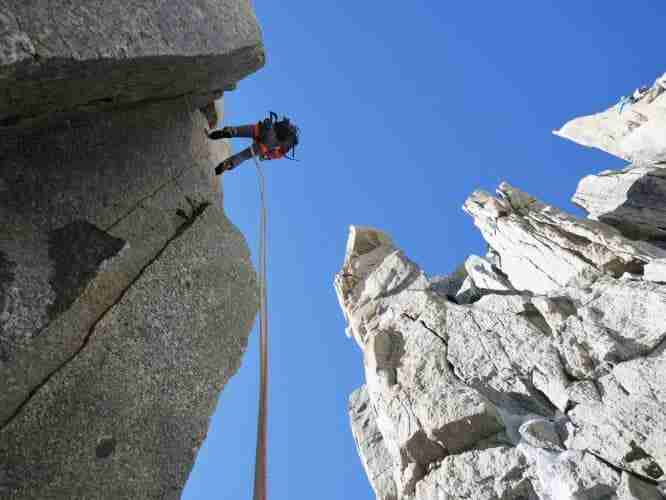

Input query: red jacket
[253,123,287,160]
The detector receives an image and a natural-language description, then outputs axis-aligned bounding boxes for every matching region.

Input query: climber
[207,112,299,175]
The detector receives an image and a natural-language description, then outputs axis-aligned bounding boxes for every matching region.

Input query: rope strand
[182,95,269,500]
[251,149,269,500]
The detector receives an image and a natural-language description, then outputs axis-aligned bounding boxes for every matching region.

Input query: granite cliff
[0,2,263,498]
[337,72,666,499]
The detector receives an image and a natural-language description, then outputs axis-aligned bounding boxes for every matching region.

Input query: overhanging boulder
[0,0,265,127]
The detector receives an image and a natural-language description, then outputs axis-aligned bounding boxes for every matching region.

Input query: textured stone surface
[535,276,666,379]
[0,2,263,496]
[338,219,666,498]
[339,219,666,497]
[464,254,514,293]
[522,447,620,500]
[0,94,260,499]
[415,447,536,500]
[565,347,666,482]
[341,71,666,500]
[617,472,662,500]
[644,258,666,283]
[573,164,666,241]
[0,99,231,427]
[463,182,666,293]
[0,206,258,499]
[429,263,468,302]
[0,0,265,127]
[336,227,505,496]
[0,89,259,498]
[518,419,563,452]
[349,387,398,500]
[446,293,570,414]
[555,71,666,163]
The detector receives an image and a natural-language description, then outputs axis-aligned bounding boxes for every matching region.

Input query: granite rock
[415,447,536,500]
[518,419,563,452]
[340,70,666,500]
[555,71,666,163]
[349,386,399,500]
[0,206,258,499]
[464,254,514,293]
[463,183,666,294]
[0,99,233,428]
[0,0,265,127]
[522,447,620,500]
[617,472,663,500]
[573,164,666,241]
[565,347,666,482]
[336,227,505,495]
[339,220,666,498]
[0,2,263,497]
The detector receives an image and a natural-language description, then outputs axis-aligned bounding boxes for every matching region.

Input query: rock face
[338,71,666,500]
[573,166,666,242]
[0,3,263,498]
[0,0,264,127]
[555,72,666,164]
[463,182,666,294]
[558,72,666,249]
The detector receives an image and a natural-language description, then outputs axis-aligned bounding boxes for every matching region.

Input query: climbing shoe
[214,159,234,175]
[208,127,234,140]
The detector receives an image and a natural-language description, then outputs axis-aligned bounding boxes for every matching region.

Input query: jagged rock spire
[339,72,666,499]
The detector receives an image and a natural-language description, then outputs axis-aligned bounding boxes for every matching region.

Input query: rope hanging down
[181,97,268,499]
[251,149,269,500]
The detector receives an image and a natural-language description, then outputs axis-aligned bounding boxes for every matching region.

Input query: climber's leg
[208,124,258,140]
[214,145,259,175]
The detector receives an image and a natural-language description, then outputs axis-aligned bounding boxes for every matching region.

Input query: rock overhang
[0,0,265,127]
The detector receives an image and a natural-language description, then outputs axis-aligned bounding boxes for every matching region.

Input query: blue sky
[183,2,666,499]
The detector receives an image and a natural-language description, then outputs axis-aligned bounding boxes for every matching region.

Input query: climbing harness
[251,147,269,500]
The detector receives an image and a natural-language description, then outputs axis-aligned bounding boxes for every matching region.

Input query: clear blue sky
[183,2,666,499]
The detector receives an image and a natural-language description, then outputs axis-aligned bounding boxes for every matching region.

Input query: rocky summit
[0,2,263,498]
[337,72,666,499]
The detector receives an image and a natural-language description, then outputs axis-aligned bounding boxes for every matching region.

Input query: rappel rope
[251,148,269,500]
[180,94,270,499]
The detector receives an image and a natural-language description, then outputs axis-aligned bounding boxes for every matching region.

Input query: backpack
[269,112,300,160]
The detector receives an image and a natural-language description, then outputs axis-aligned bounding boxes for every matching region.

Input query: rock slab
[555,71,666,163]
[0,206,258,499]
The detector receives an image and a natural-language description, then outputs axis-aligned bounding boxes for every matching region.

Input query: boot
[208,127,234,140]
[214,159,234,175]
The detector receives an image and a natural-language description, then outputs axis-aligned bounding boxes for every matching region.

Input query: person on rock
[207,112,299,175]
